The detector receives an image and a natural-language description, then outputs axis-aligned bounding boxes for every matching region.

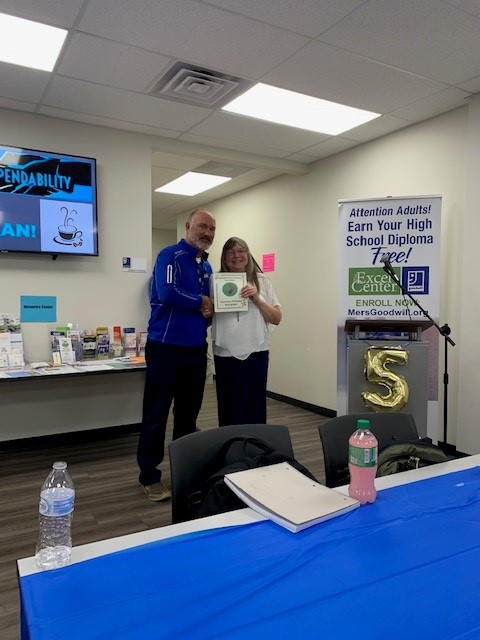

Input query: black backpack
[376,437,448,477]
[197,435,317,519]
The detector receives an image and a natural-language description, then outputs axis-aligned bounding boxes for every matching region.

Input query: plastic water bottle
[35,461,75,570]
[348,419,378,504]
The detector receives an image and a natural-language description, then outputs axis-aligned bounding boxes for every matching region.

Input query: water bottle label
[349,445,377,467]
[39,490,75,516]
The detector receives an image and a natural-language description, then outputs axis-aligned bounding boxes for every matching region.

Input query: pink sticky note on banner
[262,253,275,272]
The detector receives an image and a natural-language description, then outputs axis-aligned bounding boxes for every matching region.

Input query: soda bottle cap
[357,419,371,430]
[53,461,67,470]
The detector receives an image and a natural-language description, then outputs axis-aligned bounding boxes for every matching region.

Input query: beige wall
[152,228,176,262]
[456,94,480,453]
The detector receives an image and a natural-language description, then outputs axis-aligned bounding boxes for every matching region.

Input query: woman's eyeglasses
[225,248,247,257]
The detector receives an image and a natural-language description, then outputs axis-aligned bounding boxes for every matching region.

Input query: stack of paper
[224,462,359,533]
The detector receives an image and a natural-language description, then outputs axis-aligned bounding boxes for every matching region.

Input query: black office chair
[318,412,419,488]
[168,424,293,523]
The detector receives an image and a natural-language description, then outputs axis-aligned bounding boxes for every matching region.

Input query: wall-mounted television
[0,143,98,257]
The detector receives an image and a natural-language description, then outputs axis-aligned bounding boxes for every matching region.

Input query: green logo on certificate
[222,282,238,297]
[213,272,247,313]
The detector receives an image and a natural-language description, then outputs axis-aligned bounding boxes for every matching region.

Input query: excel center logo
[348,266,429,295]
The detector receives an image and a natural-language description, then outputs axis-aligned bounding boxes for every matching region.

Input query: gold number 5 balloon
[362,346,409,412]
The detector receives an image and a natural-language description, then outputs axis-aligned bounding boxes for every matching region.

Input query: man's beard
[195,237,212,250]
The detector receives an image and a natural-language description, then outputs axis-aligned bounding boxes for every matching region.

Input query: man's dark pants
[137,339,207,486]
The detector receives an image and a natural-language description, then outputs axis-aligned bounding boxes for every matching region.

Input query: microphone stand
[382,261,455,452]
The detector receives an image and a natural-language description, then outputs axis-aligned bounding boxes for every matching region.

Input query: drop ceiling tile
[153,191,187,208]
[186,111,329,153]
[161,199,202,215]
[154,177,271,227]
[318,0,480,85]
[196,161,255,178]
[263,40,447,114]
[196,179,252,200]
[391,87,471,123]
[39,105,183,138]
[0,63,51,102]
[79,0,309,78]
[152,165,198,189]
[284,152,321,163]
[230,174,283,192]
[57,33,172,92]
[238,167,284,183]
[0,97,36,113]
[152,151,204,171]
[204,0,366,38]
[444,0,480,18]
[156,194,214,218]
[0,0,84,27]
[339,115,412,143]
[291,137,360,160]
[180,133,291,159]
[43,77,212,130]
[152,175,263,213]
[457,76,480,94]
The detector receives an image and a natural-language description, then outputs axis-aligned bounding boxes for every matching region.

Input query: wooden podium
[344,318,433,340]
[344,319,431,436]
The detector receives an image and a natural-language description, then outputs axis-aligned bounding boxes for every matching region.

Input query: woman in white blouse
[211,237,282,426]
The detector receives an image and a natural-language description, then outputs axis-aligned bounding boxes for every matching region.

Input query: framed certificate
[213,273,248,312]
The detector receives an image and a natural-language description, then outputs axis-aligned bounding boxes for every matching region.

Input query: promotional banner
[337,195,441,438]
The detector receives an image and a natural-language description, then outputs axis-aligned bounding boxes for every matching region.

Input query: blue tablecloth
[20,467,480,639]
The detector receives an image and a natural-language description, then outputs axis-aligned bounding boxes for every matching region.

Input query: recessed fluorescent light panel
[155,172,231,196]
[0,13,67,72]
[222,83,380,135]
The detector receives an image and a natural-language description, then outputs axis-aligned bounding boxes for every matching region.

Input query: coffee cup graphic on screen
[58,225,82,241]
[54,207,83,246]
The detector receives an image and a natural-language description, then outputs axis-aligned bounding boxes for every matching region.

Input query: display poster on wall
[336,195,442,436]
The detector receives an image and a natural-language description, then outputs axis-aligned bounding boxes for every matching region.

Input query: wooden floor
[0,383,327,639]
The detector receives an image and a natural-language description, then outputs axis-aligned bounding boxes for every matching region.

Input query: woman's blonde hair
[220,237,263,290]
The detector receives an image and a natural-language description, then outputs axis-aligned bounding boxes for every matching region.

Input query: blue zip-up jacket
[148,239,212,346]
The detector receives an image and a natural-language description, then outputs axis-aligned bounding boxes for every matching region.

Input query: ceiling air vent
[147,61,252,108]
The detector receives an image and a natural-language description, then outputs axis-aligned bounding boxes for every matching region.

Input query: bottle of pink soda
[348,419,378,504]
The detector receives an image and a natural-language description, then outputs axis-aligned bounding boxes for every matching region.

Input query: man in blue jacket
[137,209,216,501]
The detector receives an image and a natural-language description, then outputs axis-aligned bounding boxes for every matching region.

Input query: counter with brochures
[0,356,146,382]
[0,357,146,442]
